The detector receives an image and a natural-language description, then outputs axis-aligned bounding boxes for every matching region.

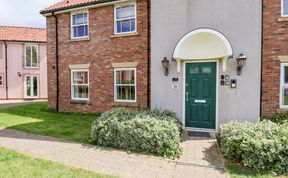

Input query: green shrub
[90,108,183,158]
[220,121,288,174]
[262,113,288,125]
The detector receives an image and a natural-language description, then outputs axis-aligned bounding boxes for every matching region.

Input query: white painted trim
[114,67,137,103]
[24,75,39,99]
[173,29,233,60]
[281,0,288,17]
[70,10,89,40]
[114,1,137,35]
[24,44,39,69]
[42,0,131,16]
[280,63,288,109]
[71,69,90,101]
[182,60,219,133]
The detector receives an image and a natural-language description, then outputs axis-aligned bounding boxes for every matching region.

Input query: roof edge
[40,0,123,15]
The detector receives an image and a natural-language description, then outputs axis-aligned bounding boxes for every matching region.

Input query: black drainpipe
[52,12,60,112]
[147,0,151,108]
[4,41,8,99]
[260,0,263,117]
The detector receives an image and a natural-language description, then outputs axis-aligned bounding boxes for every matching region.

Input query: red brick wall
[47,0,148,112]
[262,0,288,116]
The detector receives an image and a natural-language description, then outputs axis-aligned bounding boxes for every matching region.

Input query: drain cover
[188,131,210,137]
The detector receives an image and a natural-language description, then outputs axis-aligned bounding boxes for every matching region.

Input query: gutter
[4,41,8,99]
[52,12,60,112]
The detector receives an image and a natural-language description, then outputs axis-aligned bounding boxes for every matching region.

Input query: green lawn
[226,162,287,178]
[0,103,100,143]
[0,147,116,178]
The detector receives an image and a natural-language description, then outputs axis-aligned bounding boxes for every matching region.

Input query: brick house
[0,26,47,100]
[262,0,288,116]
[41,0,149,112]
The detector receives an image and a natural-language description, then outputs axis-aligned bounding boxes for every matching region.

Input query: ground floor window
[0,75,3,87]
[24,75,38,98]
[114,68,136,102]
[71,69,89,101]
[280,63,288,108]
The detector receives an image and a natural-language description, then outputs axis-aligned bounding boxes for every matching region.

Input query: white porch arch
[173,29,233,72]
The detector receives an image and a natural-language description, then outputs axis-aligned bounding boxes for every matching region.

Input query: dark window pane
[121,20,131,32]
[26,46,31,67]
[33,77,38,96]
[284,0,288,15]
[131,19,135,32]
[284,87,288,105]
[73,27,78,37]
[117,21,122,33]
[32,46,37,67]
[77,26,85,37]
[285,66,288,83]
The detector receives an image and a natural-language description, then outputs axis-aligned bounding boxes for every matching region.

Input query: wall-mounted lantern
[161,57,170,76]
[17,72,22,77]
[236,53,247,76]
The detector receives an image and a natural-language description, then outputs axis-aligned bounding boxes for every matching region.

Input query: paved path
[0,128,228,178]
[0,100,47,109]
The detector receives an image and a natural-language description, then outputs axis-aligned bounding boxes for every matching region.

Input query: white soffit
[173,29,233,72]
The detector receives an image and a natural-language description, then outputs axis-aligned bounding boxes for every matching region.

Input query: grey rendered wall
[151,0,262,128]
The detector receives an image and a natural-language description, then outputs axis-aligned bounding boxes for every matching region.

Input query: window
[115,3,136,34]
[280,64,288,108]
[114,68,136,102]
[71,70,89,100]
[25,45,38,68]
[71,11,89,38]
[282,0,288,17]
[0,75,3,87]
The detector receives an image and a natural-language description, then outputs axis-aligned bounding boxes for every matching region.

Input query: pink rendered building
[0,26,47,100]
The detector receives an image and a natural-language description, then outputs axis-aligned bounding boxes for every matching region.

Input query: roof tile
[40,0,117,14]
[0,26,46,43]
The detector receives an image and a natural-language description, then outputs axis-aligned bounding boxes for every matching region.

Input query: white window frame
[24,44,38,68]
[71,10,89,39]
[282,0,288,17]
[71,69,90,101]
[280,63,288,108]
[24,75,39,99]
[114,2,137,35]
[0,74,3,87]
[114,68,137,103]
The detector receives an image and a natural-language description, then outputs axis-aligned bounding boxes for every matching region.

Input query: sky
[0,0,60,28]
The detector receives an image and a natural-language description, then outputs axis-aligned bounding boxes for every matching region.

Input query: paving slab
[0,128,228,178]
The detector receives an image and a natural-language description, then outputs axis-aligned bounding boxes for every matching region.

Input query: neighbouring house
[150,0,262,132]
[262,0,288,116]
[0,26,47,100]
[40,0,149,112]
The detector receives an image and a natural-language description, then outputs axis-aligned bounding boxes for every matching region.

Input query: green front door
[185,62,216,129]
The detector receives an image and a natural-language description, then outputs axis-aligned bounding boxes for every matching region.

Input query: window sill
[276,108,288,114]
[278,16,288,22]
[24,67,39,70]
[70,100,91,105]
[111,32,139,38]
[66,37,91,43]
[111,102,139,107]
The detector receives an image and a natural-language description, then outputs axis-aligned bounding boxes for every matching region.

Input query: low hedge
[262,113,288,125]
[90,108,183,158]
[220,121,288,174]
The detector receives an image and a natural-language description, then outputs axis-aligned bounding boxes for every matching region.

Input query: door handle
[186,92,189,101]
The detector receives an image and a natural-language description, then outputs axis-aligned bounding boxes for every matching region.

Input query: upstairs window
[282,0,288,17]
[25,45,38,68]
[71,11,89,38]
[115,3,136,34]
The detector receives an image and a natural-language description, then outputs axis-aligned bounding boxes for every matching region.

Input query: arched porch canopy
[173,29,233,73]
